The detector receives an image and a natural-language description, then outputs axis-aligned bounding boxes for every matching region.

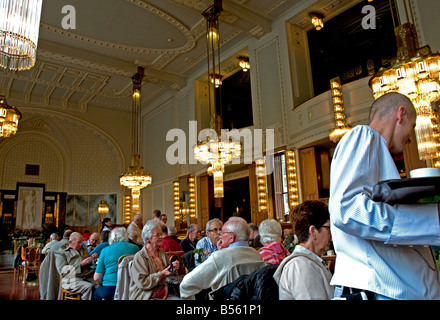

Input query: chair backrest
[114,254,135,300]
[25,246,41,266]
[181,251,195,272]
[166,250,184,257]
[118,254,135,266]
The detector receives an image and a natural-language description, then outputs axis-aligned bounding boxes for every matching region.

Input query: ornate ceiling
[0,0,359,114]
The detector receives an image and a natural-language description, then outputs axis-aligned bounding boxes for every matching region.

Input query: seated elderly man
[55,232,98,300]
[42,233,59,254]
[127,214,144,246]
[48,229,73,252]
[179,217,266,300]
[194,218,223,267]
[83,232,100,254]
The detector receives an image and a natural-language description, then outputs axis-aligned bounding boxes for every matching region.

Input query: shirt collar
[229,240,249,247]
[294,244,323,263]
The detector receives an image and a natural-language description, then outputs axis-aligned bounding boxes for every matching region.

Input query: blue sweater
[95,241,140,286]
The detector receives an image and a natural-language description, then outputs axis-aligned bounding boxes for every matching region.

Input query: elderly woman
[93,227,140,300]
[257,219,290,264]
[129,220,180,300]
[273,200,334,300]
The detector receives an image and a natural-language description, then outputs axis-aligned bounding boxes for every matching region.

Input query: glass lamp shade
[0,0,43,70]
[120,170,152,190]
[98,200,109,215]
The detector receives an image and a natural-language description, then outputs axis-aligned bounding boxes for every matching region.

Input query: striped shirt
[329,125,440,299]
[258,242,289,264]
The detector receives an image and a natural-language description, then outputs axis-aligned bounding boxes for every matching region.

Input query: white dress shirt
[329,125,440,299]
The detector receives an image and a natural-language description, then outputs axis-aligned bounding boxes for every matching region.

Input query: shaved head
[369,92,416,124]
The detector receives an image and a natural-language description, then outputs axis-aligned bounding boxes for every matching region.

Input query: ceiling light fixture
[120,66,152,213]
[238,56,250,72]
[0,0,43,71]
[194,0,241,198]
[310,12,324,31]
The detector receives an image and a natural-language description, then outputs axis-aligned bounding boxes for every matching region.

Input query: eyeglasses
[151,233,162,238]
[221,231,234,236]
[320,225,331,230]
[208,228,222,233]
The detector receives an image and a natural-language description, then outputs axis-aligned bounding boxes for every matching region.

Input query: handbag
[367,176,440,205]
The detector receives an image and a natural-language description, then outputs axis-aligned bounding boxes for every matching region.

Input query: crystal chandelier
[0,95,21,138]
[0,0,43,71]
[120,66,152,214]
[193,0,241,198]
[369,2,440,167]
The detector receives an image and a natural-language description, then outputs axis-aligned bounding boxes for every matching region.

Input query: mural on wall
[15,186,44,230]
[66,194,116,227]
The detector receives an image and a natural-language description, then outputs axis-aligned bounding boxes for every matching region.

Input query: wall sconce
[256,158,268,213]
[212,162,224,198]
[173,181,180,224]
[98,199,109,224]
[310,12,324,30]
[188,177,196,219]
[329,76,351,142]
[285,150,299,209]
[0,95,22,138]
[180,203,189,224]
[238,56,250,72]
[124,195,132,224]
[98,199,109,214]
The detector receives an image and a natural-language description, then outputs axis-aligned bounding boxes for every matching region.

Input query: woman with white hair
[257,219,290,264]
[93,227,140,300]
[129,220,180,300]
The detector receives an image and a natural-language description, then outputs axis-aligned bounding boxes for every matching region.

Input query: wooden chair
[322,255,336,274]
[59,275,82,300]
[118,254,135,266]
[166,250,184,256]
[17,246,41,284]
[114,254,135,300]
[166,250,186,274]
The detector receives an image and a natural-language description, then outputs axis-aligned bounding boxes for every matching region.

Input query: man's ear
[396,106,406,123]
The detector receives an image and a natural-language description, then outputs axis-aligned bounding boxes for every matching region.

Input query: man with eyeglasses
[180,217,265,300]
[194,218,223,267]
